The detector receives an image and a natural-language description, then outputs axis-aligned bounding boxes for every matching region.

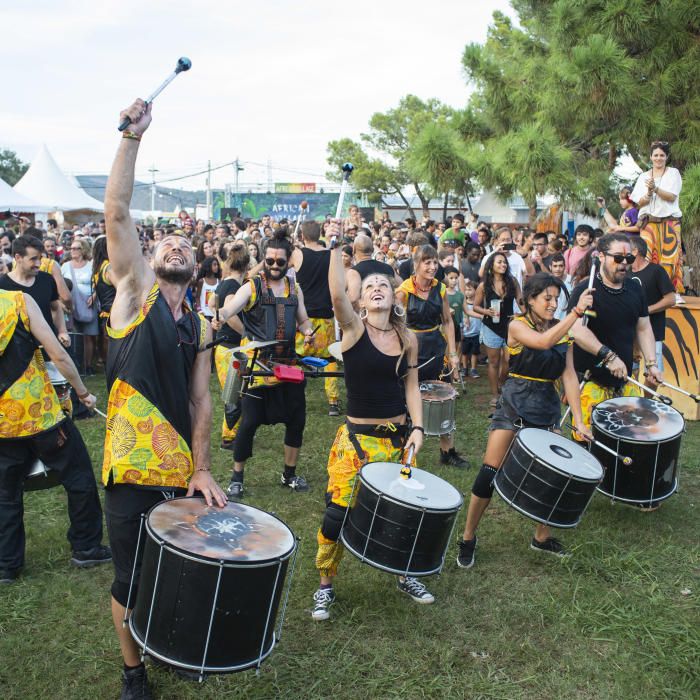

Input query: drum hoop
[596,479,678,505]
[339,534,443,577]
[493,480,583,529]
[128,618,278,673]
[144,500,297,566]
[513,435,603,483]
[359,468,463,512]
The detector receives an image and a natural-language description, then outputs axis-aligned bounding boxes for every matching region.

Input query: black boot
[440,448,471,469]
[121,664,153,700]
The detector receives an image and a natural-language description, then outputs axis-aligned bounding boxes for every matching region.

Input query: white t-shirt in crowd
[631,167,682,218]
[480,249,527,289]
[61,261,92,297]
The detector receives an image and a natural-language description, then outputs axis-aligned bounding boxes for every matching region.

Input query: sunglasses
[265,257,287,267]
[604,253,635,264]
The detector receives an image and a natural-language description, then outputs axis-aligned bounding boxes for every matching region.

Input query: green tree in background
[327,95,454,218]
[0,149,29,186]
[463,1,700,286]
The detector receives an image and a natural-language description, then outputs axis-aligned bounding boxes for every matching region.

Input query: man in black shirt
[568,234,663,434]
[0,235,70,346]
[628,236,675,376]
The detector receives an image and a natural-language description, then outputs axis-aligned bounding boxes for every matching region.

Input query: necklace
[596,272,624,295]
[412,275,432,294]
[365,320,394,332]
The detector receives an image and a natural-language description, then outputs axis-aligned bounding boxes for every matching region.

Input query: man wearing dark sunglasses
[103,98,227,700]
[215,228,316,499]
[567,233,663,436]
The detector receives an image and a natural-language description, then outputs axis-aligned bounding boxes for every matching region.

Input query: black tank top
[295,248,332,318]
[508,316,570,380]
[482,285,515,339]
[353,259,395,280]
[344,329,407,418]
[214,277,242,346]
[406,283,443,331]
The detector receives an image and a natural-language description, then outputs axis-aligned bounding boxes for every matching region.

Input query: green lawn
[1,375,698,700]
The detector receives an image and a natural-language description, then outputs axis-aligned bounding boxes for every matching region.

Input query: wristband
[122,130,141,142]
[195,467,211,472]
[77,390,90,399]
[596,345,612,363]
[411,426,425,434]
[572,307,583,318]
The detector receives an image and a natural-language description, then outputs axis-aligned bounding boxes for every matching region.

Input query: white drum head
[361,462,462,510]
[592,397,684,442]
[517,428,603,481]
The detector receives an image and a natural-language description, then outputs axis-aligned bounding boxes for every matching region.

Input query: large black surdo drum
[592,397,683,506]
[494,428,603,528]
[340,462,463,577]
[129,498,297,675]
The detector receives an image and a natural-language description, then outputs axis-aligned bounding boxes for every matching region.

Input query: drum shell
[420,382,456,436]
[592,428,680,505]
[341,473,461,577]
[494,434,601,528]
[24,460,62,492]
[130,518,295,673]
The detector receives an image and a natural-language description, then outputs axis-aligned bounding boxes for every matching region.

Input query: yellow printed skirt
[641,218,684,293]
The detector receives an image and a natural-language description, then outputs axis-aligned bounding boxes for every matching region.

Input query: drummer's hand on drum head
[572,420,593,442]
[187,470,228,507]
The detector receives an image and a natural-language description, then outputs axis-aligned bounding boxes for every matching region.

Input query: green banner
[214,192,362,222]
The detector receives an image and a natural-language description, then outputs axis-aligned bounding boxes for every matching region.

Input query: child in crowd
[445,266,465,380]
[461,280,483,378]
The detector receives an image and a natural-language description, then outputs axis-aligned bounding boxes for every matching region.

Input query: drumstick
[94,407,108,419]
[659,380,700,403]
[581,255,598,327]
[400,444,415,480]
[624,375,673,405]
[564,423,633,465]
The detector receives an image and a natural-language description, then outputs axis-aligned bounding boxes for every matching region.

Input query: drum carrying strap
[345,421,408,463]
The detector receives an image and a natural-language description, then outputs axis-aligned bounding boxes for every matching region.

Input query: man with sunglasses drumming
[567,233,663,434]
[103,99,227,700]
[215,228,316,498]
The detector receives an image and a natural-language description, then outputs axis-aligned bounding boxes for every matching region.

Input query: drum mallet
[293,200,308,240]
[624,375,673,405]
[659,380,700,403]
[581,255,599,327]
[334,163,354,220]
[564,423,633,465]
[118,56,192,131]
[400,444,416,480]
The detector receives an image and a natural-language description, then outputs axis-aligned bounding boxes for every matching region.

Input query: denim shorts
[480,324,507,349]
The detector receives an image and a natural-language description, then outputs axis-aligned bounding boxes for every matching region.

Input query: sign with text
[274,183,317,194]
[215,193,362,222]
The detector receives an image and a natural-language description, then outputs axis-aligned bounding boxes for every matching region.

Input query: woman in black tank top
[456,273,594,569]
[311,225,436,622]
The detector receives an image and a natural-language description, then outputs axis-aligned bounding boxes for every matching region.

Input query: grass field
[1,374,698,700]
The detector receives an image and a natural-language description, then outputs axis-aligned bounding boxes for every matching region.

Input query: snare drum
[592,397,683,506]
[341,462,463,577]
[494,429,603,528]
[420,381,457,436]
[129,498,298,675]
[45,361,71,404]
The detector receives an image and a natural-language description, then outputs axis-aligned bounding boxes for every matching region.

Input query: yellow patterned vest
[102,284,207,489]
[0,291,65,439]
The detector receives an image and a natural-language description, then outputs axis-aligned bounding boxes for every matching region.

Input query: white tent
[14,145,104,212]
[0,177,50,213]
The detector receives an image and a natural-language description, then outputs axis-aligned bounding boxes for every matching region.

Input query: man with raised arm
[103,99,226,700]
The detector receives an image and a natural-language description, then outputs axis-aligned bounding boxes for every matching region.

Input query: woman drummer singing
[456,273,594,567]
[395,245,468,468]
[311,224,430,622]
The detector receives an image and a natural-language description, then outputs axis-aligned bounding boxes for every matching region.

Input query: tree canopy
[0,149,29,186]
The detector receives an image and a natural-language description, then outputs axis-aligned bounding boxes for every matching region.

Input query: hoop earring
[359,307,368,320]
[393,303,406,318]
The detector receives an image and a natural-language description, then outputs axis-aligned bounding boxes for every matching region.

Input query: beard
[265,264,288,280]
[154,261,194,285]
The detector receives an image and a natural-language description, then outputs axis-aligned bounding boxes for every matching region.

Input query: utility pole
[206,159,212,220]
[267,158,272,192]
[148,165,158,221]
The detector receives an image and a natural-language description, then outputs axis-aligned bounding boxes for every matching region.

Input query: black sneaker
[396,576,435,604]
[530,537,570,558]
[440,449,471,469]
[456,536,477,569]
[311,587,336,621]
[121,664,153,700]
[220,439,235,451]
[281,473,310,492]
[226,480,244,498]
[0,569,19,585]
[328,403,341,417]
[71,544,112,568]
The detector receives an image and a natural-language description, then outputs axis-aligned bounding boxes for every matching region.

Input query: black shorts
[105,484,186,607]
[461,335,480,356]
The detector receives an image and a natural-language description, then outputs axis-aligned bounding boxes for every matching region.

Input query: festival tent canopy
[0,177,51,213]
[14,145,105,212]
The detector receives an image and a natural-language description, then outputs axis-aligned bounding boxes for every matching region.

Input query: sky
[2,0,514,192]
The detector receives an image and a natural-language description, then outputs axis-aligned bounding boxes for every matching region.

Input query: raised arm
[328,223,363,344]
[104,99,154,294]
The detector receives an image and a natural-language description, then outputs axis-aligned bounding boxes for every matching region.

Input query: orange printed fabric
[0,292,64,438]
[102,378,193,488]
